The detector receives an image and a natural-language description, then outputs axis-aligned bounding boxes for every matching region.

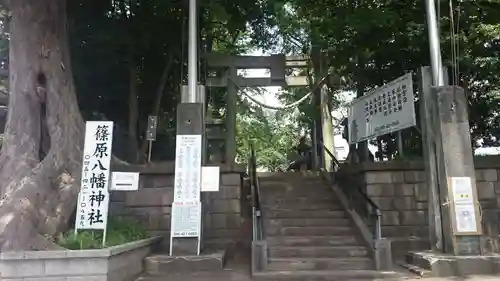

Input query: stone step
[261,198,340,207]
[266,257,374,271]
[267,226,355,236]
[261,196,339,205]
[144,252,225,275]
[253,270,403,281]
[267,217,351,227]
[263,204,344,211]
[260,184,331,192]
[267,236,360,247]
[269,245,369,258]
[265,209,347,219]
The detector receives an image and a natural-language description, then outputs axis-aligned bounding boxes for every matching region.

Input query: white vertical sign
[173,135,202,202]
[170,133,203,256]
[75,121,114,231]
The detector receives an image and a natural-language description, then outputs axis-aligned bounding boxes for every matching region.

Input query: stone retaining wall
[343,156,500,258]
[111,162,245,251]
[0,237,161,281]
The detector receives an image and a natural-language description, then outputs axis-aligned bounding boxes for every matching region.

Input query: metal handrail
[249,143,263,241]
[319,142,382,242]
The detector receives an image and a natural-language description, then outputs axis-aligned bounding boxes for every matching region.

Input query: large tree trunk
[0,0,85,251]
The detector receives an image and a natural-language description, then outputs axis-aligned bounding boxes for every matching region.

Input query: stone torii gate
[203,52,336,170]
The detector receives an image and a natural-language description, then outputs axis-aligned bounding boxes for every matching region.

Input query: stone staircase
[253,173,406,280]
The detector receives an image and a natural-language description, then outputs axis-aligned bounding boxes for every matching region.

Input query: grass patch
[57,216,149,250]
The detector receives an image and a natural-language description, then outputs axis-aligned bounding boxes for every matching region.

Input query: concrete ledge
[389,237,430,261]
[0,236,162,281]
[406,250,500,277]
[145,251,226,274]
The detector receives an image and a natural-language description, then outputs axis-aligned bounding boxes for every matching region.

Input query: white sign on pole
[347,73,416,144]
[75,121,114,231]
[171,201,201,237]
[450,177,478,233]
[173,134,202,202]
[111,172,140,191]
[201,166,220,192]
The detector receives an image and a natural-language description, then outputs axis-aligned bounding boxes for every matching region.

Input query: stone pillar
[225,68,237,168]
[320,84,336,171]
[170,102,204,256]
[418,66,445,251]
[432,86,483,255]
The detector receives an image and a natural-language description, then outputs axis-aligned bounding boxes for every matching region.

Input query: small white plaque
[201,166,220,192]
[171,201,201,237]
[455,204,478,233]
[111,172,140,191]
[451,177,474,204]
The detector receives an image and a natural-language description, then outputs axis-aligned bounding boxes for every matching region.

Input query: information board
[348,73,416,144]
[171,201,201,237]
[451,177,479,233]
[173,135,202,202]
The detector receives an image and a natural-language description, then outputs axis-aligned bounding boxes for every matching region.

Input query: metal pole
[148,140,152,163]
[187,0,198,102]
[425,0,444,86]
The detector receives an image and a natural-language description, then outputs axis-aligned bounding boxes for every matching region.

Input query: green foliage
[236,107,302,171]
[57,217,149,250]
[3,0,500,162]
[256,0,500,159]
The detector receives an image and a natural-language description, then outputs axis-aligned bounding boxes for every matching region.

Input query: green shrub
[57,216,149,250]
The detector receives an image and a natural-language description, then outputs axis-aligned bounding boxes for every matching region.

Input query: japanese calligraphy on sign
[171,201,201,237]
[173,134,202,202]
[347,73,416,144]
[75,121,114,230]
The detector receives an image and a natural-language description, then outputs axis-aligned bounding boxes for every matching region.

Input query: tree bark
[0,0,85,251]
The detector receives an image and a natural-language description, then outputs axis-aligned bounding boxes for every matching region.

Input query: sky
[240,50,499,157]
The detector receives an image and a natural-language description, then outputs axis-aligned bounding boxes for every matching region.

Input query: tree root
[0,151,80,252]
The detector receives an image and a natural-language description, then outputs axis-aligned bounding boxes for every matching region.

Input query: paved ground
[141,249,500,281]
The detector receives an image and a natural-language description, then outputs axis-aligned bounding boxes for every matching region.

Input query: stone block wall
[0,237,160,281]
[110,162,245,251]
[347,156,500,257]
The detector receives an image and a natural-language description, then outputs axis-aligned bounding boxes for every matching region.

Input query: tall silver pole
[425,0,444,86]
[187,0,198,102]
